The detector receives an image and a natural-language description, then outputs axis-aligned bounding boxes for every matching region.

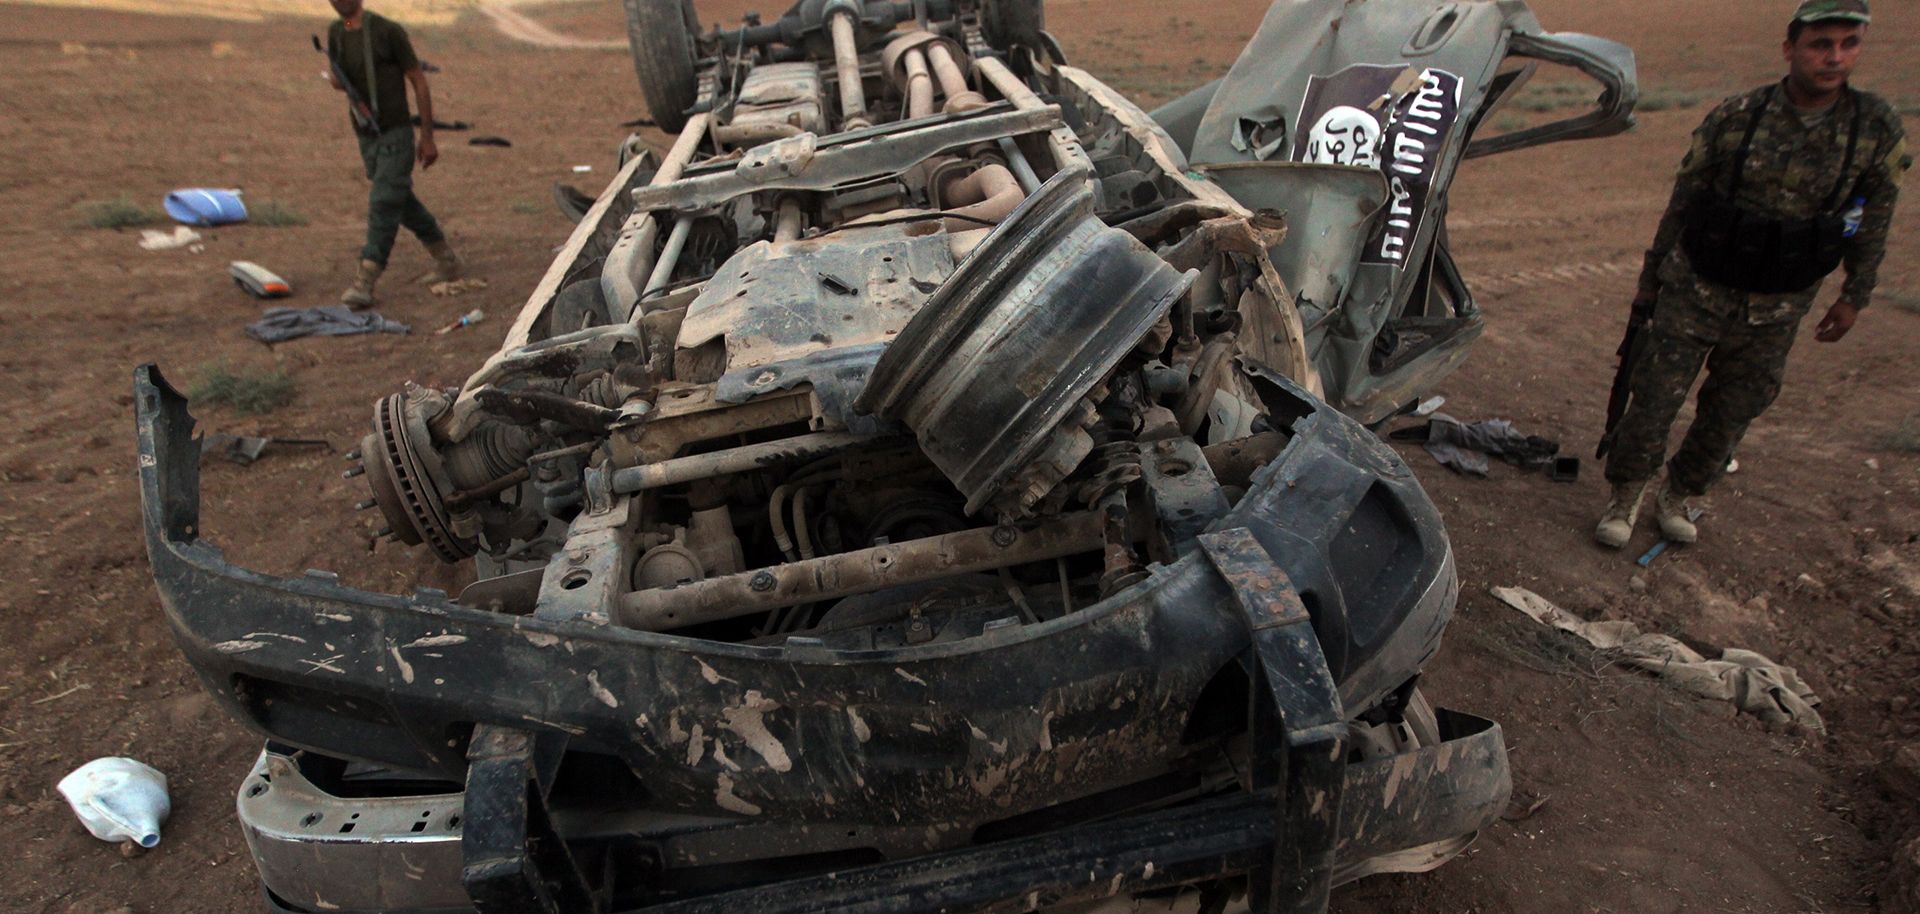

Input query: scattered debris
[1389,414,1560,476]
[164,187,247,226]
[199,434,331,466]
[57,758,171,849]
[1491,585,1823,733]
[435,308,486,334]
[33,683,90,704]
[469,136,512,147]
[229,261,292,298]
[1635,507,1704,567]
[571,164,593,173]
[246,306,410,343]
[1549,455,1581,483]
[1500,791,1550,822]
[138,226,203,251]
[1413,395,1446,417]
[430,277,489,298]
[552,182,595,223]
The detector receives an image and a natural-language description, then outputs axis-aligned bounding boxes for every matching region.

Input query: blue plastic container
[164,188,248,226]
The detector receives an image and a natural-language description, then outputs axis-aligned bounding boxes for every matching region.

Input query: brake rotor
[355,392,475,562]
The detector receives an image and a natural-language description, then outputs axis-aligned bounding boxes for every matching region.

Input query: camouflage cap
[1793,0,1870,25]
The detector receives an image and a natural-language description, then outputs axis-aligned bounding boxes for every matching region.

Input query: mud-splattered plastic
[56,757,171,848]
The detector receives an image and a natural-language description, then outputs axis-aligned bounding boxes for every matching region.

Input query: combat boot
[341,258,383,310]
[419,239,464,284]
[1593,480,1651,549]
[1654,483,1698,543]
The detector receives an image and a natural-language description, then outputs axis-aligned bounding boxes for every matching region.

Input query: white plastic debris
[137,226,202,251]
[57,757,171,849]
[571,164,594,173]
[1413,395,1446,417]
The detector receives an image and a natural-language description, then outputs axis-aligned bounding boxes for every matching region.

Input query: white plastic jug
[57,757,171,848]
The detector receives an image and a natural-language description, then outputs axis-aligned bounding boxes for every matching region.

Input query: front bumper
[246,707,1506,913]
[136,363,1506,912]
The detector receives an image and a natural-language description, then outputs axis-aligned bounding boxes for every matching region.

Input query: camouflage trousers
[1604,250,1810,496]
[357,125,444,267]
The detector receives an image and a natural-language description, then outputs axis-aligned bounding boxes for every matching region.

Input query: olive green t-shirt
[327,12,419,133]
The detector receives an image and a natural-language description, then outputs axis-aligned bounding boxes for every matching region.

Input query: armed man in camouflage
[1594,0,1907,549]
[325,0,462,308]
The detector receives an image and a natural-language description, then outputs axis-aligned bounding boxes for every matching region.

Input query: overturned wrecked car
[137,1,1634,911]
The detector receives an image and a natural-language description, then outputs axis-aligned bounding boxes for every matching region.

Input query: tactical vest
[1681,85,1863,294]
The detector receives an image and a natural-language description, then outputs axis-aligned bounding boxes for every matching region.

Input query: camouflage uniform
[1606,82,1908,495]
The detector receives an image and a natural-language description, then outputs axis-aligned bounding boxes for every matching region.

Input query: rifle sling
[361,19,380,127]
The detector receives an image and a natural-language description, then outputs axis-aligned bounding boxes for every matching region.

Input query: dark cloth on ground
[246,306,410,343]
[1391,414,1560,477]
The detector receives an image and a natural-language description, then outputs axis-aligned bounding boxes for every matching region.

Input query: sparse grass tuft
[188,362,296,415]
[1508,82,1712,115]
[1509,81,1594,112]
[1882,414,1920,453]
[248,200,307,227]
[78,194,164,229]
[1460,616,1603,678]
[1636,87,1711,112]
[510,199,545,215]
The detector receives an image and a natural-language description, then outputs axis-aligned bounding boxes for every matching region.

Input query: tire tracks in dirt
[1470,257,1641,298]
[1451,197,1656,297]
[479,1,624,50]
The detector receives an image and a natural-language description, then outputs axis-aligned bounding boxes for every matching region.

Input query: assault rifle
[312,34,379,137]
[1595,294,1654,459]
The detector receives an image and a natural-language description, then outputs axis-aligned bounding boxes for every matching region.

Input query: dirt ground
[2,1,1918,912]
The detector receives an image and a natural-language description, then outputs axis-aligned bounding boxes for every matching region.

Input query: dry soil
[2,1,1918,912]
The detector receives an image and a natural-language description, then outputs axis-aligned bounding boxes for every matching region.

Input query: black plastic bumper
[136,362,1505,913]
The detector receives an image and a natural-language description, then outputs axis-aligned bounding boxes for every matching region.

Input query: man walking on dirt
[325,0,461,307]
[1594,0,1906,549]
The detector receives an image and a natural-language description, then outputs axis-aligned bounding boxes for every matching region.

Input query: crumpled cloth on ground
[1389,413,1559,476]
[1491,586,1823,733]
[246,306,410,343]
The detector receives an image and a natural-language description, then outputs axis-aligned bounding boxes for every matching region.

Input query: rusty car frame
[137,0,1634,911]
